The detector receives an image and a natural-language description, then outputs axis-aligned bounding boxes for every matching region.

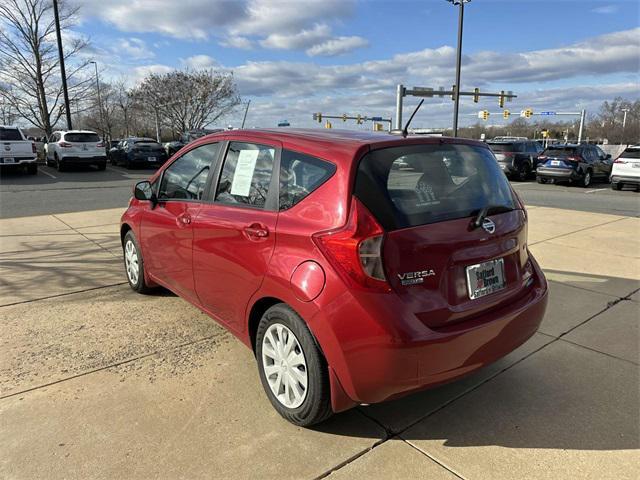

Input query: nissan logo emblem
[482,218,496,234]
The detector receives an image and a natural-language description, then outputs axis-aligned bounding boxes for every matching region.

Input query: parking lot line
[585,188,608,194]
[38,167,57,179]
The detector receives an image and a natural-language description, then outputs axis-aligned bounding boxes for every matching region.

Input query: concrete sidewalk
[0,206,638,479]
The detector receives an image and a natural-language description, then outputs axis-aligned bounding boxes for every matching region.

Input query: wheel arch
[120,223,132,246]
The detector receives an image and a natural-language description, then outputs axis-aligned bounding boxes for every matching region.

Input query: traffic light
[503,109,510,119]
[473,88,480,103]
[498,91,505,108]
[451,84,456,100]
[342,113,347,122]
[325,120,332,129]
[356,114,363,125]
[477,110,489,121]
[313,112,322,123]
[524,108,533,119]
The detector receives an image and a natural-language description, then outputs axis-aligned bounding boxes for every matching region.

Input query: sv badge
[397,269,436,286]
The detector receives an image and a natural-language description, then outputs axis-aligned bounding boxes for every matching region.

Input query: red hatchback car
[121,129,548,426]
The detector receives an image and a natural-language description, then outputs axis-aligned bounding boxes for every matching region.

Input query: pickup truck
[0,126,38,174]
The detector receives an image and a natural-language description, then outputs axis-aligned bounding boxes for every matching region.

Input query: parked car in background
[0,126,38,174]
[106,139,120,159]
[487,139,543,181]
[610,145,640,191]
[45,130,107,171]
[536,144,612,187]
[121,129,548,426]
[164,140,184,158]
[109,137,168,169]
[27,136,46,162]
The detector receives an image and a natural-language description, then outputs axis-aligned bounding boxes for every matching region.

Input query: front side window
[279,150,335,210]
[158,143,220,201]
[215,142,275,208]
[355,144,516,230]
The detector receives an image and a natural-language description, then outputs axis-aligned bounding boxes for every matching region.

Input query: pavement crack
[403,440,467,480]
[51,214,120,258]
[0,282,127,308]
[312,436,388,480]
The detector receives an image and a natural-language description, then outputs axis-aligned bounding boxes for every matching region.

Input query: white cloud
[115,38,154,60]
[181,55,219,69]
[591,5,619,14]
[132,64,175,82]
[219,36,254,50]
[260,24,331,50]
[306,36,369,57]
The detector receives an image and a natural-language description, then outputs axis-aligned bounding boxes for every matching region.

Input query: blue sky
[73,0,640,128]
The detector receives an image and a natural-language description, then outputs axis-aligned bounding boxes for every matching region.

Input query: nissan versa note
[120,129,548,426]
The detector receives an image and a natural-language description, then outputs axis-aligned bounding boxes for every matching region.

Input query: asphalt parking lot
[0,170,638,479]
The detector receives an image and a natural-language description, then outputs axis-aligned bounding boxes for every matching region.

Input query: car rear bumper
[536,167,579,180]
[314,255,548,408]
[611,175,640,185]
[128,155,168,165]
[59,155,107,164]
[0,157,37,166]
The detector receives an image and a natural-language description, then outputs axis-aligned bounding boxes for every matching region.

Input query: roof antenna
[392,99,424,138]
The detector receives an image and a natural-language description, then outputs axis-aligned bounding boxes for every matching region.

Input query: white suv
[610,145,640,191]
[45,130,107,171]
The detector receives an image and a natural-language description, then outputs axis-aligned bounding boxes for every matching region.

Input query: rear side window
[279,150,335,210]
[158,143,220,200]
[543,147,578,157]
[0,128,22,141]
[215,142,275,209]
[64,133,100,143]
[355,144,515,230]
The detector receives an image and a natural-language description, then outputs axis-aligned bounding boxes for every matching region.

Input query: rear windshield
[355,144,516,230]
[488,143,522,153]
[65,133,100,143]
[133,141,161,148]
[543,147,577,157]
[622,148,640,159]
[0,128,23,141]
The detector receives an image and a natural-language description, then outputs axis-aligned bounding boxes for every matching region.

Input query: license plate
[3,157,15,163]
[550,160,561,166]
[466,258,506,300]
[147,156,156,162]
[499,164,506,170]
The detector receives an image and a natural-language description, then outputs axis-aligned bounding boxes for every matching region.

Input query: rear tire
[256,304,333,427]
[517,163,531,181]
[611,182,622,191]
[123,231,153,294]
[580,169,592,188]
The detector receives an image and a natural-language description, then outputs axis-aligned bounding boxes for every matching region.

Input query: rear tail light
[313,197,390,292]
[96,142,105,148]
[614,159,627,164]
[565,156,580,162]
[59,141,72,148]
[31,143,37,153]
[538,155,547,161]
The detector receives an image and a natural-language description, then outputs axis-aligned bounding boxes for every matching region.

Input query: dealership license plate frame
[466,258,506,300]
[3,157,15,163]
[147,156,156,162]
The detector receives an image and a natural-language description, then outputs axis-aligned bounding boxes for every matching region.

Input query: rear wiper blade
[472,204,512,229]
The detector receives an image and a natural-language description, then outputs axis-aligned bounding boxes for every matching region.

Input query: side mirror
[134,181,157,206]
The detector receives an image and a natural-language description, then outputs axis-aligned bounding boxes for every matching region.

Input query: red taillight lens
[565,156,580,162]
[614,159,627,164]
[59,141,72,148]
[96,142,105,148]
[31,143,37,153]
[538,155,547,161]
[313,197,390,292]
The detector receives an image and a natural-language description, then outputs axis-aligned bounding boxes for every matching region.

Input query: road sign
[539,111,556,116]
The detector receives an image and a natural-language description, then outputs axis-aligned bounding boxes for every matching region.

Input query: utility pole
[621,108,630,142]
[448,0,471,137]
[90,61,105,138]
[241,100,251,129]
[53,0,72,130]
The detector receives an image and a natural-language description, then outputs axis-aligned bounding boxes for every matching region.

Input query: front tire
[256,304,333,426]
[123,231,152,294]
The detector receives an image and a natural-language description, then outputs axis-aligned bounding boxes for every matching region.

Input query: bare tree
[132,69,241,137]
[0,0,93,135]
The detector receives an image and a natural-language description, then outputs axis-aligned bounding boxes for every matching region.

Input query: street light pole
[90,61,105,138]
[53,0,72,130]
[241,100,251,129]
[448,0,470,137]
[621,108,630,142]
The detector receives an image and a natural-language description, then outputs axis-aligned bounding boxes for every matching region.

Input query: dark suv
[487,140,542,181]
[536,144,612,187]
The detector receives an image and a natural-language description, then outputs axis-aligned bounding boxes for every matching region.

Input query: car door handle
[244,224,269,238]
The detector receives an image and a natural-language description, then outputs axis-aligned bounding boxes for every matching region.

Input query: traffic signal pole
[53,0,72,130]
[452,0,465,137]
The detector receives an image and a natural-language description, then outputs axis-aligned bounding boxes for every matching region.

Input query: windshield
[65,133,100,143]
[0,128,23,141]
[488,143,522,153]
[543,147,578,157]
[622,148,640,159]
[355,143,516,230]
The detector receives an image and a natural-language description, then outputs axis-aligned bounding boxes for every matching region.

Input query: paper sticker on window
[230,149,259,197]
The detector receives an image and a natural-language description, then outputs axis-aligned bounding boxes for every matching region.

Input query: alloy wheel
[124,240,140,285]
[261,323,308,409]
